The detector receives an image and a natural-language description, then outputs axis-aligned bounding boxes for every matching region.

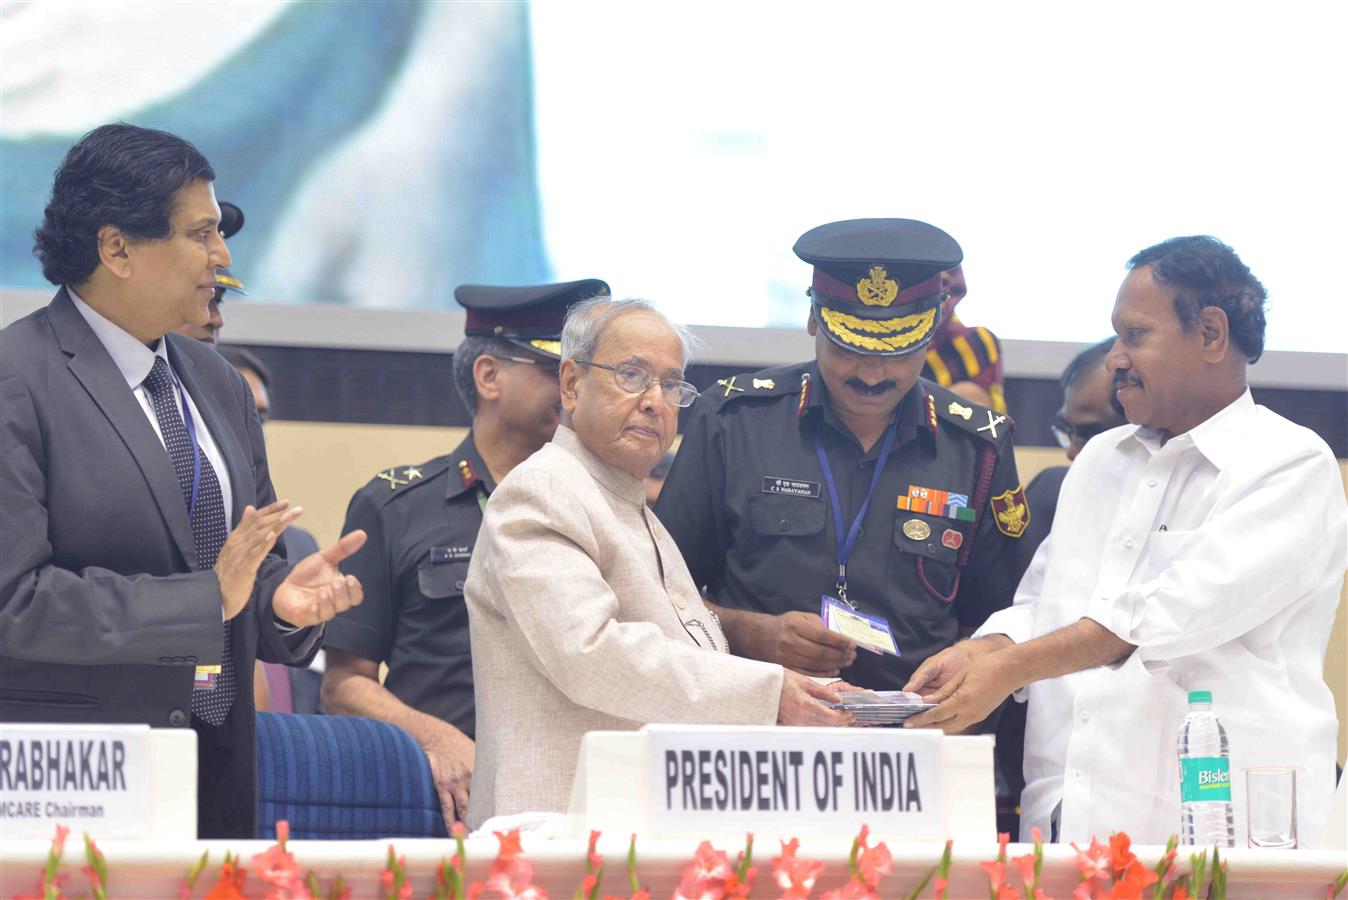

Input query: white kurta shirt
[977,390,1345,847]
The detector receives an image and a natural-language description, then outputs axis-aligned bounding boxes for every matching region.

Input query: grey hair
[452,335,522,415]
[560,297,701,369]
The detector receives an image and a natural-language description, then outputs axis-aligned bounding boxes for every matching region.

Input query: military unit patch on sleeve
[990,485,1030,538]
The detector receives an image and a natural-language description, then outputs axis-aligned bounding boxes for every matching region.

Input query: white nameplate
[646,725,942,836]
[0,724,151,839]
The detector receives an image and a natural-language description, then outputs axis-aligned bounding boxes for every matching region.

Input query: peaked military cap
[456,278,609,360]
[218,201,245,240]
[213,267,247,297]
[795,218,962,356]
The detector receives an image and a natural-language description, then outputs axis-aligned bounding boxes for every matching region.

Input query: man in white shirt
[903,235,1346,847]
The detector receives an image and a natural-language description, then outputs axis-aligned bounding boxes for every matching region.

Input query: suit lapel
[168,337,252,523]
[49,289,197,568]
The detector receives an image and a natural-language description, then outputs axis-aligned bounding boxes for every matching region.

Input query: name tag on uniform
[429,545,472,563]
[821,595,898,656]
[761,477,821,498]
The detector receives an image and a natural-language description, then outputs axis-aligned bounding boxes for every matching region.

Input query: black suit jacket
[0,288,319,837]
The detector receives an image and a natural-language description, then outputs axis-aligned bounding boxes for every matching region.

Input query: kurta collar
[551,424,647,507]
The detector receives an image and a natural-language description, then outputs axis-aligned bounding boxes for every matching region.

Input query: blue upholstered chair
[255,712,447,839]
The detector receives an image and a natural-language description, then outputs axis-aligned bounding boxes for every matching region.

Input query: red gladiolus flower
[854,840,891,888]
[981,860,1007,892]
[1108,833,1135,877]
[673,840,735,899]
[1071,837,1111,884]
[587,830,604,874]
[821,877,881,900]
[205,859,249,900]
[473,829,547,899]
[1104,860,1159,900]
[1012,853,1037,887]
[82,864,103,892]
[252,831,306,899]
[53,824,71,856]
[495,830,524,862]
[481,861,547,899]
[772,838,826,899]
[933,877,948,899]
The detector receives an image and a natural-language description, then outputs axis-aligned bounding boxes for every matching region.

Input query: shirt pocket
[742,493,828,600]
[417,559,470,600]
[892,511,965,603]
[416,558,471,655]
[748,493,827,538]
[1144,529,1196,579]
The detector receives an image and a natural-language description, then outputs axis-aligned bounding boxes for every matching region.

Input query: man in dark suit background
[0,124,367,838]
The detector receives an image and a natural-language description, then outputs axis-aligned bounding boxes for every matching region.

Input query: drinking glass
[1244,766,1297,849]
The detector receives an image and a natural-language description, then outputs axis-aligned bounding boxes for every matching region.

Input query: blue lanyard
[812,421,898,610]
[171,369,204,521]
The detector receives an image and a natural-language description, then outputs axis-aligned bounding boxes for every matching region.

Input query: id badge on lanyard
[813,424,901,656]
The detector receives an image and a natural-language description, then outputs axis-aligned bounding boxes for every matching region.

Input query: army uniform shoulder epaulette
[705,362,811,412]
[924,380,1016,445]
[359,454,453,505]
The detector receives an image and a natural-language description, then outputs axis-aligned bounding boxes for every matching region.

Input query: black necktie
[143,356,235,726]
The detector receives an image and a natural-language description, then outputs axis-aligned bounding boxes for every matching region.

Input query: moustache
[845,378,898,397]
[1113,374,1141,391]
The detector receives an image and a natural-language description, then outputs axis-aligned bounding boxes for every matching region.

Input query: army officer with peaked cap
[655,219,1030,694]
[323,278,609,825]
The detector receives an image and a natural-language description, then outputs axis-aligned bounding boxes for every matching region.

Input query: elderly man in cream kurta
[466,298,851,828]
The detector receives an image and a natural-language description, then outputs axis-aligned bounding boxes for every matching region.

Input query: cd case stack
[827,690,936,724]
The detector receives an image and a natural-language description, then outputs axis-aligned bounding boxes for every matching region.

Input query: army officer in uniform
[322,279,608,824]
[655,219,1029,692]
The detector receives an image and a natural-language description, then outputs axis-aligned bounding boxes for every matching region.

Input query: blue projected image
[1,1,1344,353]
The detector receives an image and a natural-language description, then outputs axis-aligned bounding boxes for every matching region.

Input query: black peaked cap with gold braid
[214,201,247,297]
[456,279,610,361]
[794,218,962,357]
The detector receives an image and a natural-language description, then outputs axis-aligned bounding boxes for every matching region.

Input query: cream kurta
[465,425,784,827]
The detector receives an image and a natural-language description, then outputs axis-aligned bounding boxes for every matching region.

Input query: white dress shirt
[69,289,233,523]
[977,389,1345,847]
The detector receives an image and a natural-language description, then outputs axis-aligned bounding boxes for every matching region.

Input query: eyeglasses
[496,354,561,375]
[571,359,700,408]
[1051,418,1109,449]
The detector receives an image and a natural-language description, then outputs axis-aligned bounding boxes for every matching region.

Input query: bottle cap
[1188,690,1213,704]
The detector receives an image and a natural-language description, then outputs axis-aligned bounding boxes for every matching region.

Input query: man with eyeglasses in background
[1022,338,1128,552]
[322,279,607,826]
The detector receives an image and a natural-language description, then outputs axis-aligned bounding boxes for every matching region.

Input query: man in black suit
[0,124,367,838]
